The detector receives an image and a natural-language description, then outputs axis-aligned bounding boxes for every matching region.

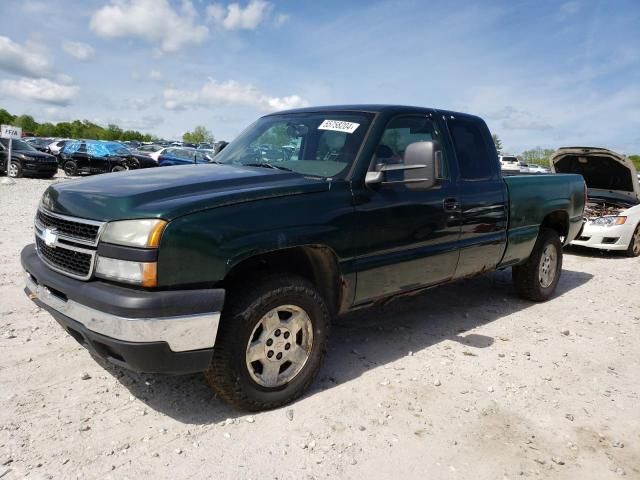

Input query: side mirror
[366,141,440,189]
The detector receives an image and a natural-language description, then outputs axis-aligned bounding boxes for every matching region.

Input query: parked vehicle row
[3,136,231,178]
[499,155,550,174]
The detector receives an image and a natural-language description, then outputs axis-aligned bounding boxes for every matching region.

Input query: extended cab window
[448,117,496,179]
[371,115,448,180]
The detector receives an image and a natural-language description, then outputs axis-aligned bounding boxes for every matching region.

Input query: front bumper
[570,222,634,251]
[21,244,225,374]
[23,161,58,176]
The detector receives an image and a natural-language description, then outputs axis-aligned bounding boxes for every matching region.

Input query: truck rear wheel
[512,228,563,302]
[205,274,330,411]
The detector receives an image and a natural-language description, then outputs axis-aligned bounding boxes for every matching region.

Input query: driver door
[352,115,461,304]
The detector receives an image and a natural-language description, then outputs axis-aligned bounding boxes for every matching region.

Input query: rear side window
[448,117,496,179]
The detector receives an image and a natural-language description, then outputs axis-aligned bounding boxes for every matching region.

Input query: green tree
[521,147,555,165]
[55,122,72,138]
[14,114,38,133]
[629,155,640,171]
[0,106,154,141]
[492,133,503,154]
[183,125,214,144]
[0,109,15,126]
[35,122,57,137]
[104,123,123,141]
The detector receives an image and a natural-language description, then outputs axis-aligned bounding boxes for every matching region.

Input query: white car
[523,163,550,174]
[551,147,640,256]
[499,155,520,173]
[48,139,72,155]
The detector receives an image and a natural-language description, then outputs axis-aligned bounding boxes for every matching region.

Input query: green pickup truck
[22,105,585,410]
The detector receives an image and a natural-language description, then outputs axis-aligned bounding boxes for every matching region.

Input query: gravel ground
[1,174,639,480]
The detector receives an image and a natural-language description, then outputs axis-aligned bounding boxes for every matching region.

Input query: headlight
[590,216,626,226]
[95,257,158,287]
[101,219,167,248]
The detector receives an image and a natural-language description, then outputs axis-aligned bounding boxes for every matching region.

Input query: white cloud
[560,1,581,16]
[274,13,290,26]
[0,78,79,106]
[113,115,164,131]
[484,106,552,131]
[207,0,279,30]
[163,78,307,112]
[0,36,51,78]
[62,41,96,61]
[56,73,75,85]
[90,0,208,53]
[22,1,50,13]
[148,70,163,81]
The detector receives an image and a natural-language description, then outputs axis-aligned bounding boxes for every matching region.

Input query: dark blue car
[157,147,210,167]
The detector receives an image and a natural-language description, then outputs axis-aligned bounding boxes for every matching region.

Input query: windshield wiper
[243,162,293,172]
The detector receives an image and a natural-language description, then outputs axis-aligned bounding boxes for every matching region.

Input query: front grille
[34,208,104,280]
[36,209,100,243]
[36,237,93,277]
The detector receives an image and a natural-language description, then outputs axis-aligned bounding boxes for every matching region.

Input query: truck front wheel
[205,274,330,411]
[512,228,563,302]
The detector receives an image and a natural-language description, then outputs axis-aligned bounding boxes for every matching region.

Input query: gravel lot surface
[1,174,639,479]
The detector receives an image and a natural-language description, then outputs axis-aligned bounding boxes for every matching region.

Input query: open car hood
[550,147,640,203]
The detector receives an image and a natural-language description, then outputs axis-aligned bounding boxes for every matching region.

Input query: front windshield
[0,138,37,151]
[214,111,374,178]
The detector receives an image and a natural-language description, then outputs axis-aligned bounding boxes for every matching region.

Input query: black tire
[205,274,330,411]
[111,165,127,173]
[63,160,78,177]
[625,224,640,257]
[8,161,23,178]
[128,158,141,170]
[512,228,563,302]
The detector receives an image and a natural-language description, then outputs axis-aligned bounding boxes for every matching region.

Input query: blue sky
[0,0,638,154]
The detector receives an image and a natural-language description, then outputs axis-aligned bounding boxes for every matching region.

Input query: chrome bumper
[25,272,220,352]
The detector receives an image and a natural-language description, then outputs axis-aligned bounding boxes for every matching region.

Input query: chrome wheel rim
[8,162,18,177]
[539,243,558,288]
[246,304,313,388]
[632,227,640,255]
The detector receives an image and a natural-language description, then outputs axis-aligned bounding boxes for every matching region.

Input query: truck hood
[550,147,640,203]
[41,164,329,221]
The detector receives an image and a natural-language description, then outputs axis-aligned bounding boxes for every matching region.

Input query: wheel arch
[540,210,569,242]
[223,245,345,315]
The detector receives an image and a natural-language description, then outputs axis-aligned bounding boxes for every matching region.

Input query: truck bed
[500,173,585,267]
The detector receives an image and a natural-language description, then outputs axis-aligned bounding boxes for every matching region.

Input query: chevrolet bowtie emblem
[43,228,58,247]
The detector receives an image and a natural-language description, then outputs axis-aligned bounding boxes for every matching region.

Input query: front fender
[156,184,356,288]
